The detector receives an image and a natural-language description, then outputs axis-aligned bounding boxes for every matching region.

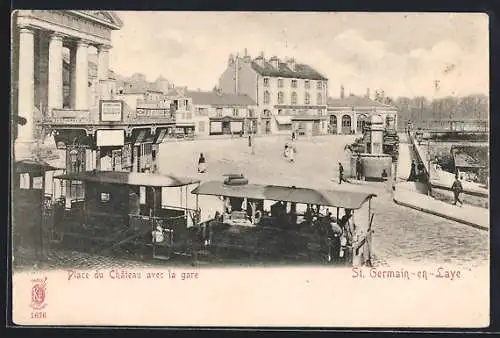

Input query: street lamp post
[69,148,79,173]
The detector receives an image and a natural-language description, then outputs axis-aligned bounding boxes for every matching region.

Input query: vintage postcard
[10,10,489,327]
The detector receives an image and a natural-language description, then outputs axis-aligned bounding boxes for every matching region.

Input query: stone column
[97,45,110,80]
[15,26,35,160]
[75,40,89,110]
[337,113,342,134]
[352,111,358,134]
[69,44,77,108]
[48,32,63,110]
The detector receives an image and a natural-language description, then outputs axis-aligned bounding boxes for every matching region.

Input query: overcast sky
[108,12,489,99]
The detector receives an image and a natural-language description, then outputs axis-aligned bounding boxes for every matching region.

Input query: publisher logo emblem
[30,277,47,310]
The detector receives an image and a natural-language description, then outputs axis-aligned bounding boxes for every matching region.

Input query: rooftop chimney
[243,48,251,62]
[255,51,265,67]
[270,56,279,69]
[340,85,345,99]
[228,54,235,66]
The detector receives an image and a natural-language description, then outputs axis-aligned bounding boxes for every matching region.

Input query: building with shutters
[218,50,329,136]
[180,89,257,137]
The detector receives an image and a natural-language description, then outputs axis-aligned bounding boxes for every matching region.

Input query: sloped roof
[191,181,376,210]
[54,171,200,187]
[121,81,163,94]
[451,145,488,169]
[250,58,327,80]
[327,95,395,108]
[15,159,63,173]
[72,11,123,29]
[186,91,256,106]
[165,87,188,97]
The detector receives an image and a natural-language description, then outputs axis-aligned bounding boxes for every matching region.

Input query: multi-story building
[163,87,195,137]
[12,10,175,179]
[219,50,329,136]
[327,87,398,135]
[177,89,257,137]
[115,80,165,111]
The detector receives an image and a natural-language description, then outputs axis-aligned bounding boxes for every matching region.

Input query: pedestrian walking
[197,153,207,173]
[355,156,362,180]
[451,174,464,207]
[408,160,417,181]
[288,145,295,162]
[338,162,345,184]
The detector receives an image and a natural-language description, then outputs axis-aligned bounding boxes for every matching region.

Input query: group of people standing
[283,131,298,162]
[407,160,427,182]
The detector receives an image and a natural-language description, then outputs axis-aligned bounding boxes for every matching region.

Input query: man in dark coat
[451,174,464,207]
[408,160,417,181]
[338,162,345,184]
[355,156,362,180]
[197,153,207,173]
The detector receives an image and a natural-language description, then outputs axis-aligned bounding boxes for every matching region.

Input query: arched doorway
[341,115,351,134]
[357,114,368,133]
[329,115,337,134]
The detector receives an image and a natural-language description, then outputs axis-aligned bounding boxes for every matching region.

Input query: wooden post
[39,173,45,265]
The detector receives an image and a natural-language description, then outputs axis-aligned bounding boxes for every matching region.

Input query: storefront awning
[292,115,326,121]
[155,129,167,144]
[275,116,292,125]
[176,122,196,127]
[134,130,146,145]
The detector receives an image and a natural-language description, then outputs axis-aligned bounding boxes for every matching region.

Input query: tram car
[48,171,201,260]
[192,175,377,266]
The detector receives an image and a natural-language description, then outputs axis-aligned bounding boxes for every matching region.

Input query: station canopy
[191,181,376,210]
[15,159,63,173]
[54,171,200,188]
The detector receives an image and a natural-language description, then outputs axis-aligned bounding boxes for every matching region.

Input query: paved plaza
[157,135,488,268]
[15,134,489,271]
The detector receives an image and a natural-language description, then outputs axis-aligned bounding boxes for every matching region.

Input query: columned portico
[75,40,89,110]
[69,44,77,108]
[48,32,63,110]
[13,10,123,162]
[15,26,36,160]
[97,45,110,80]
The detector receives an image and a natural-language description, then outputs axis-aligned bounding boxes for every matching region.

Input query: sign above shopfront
[100,100,123,122]
[96,129,125,147]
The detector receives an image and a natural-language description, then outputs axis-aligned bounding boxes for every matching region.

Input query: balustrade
[45,107,176,125]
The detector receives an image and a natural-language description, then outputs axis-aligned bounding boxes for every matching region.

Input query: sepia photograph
[10,10,490,327]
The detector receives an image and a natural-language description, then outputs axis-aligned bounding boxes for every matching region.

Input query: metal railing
[44,108,176,125]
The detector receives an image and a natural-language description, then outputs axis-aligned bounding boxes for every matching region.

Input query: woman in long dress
[288,144,295,162]
[198,153,207,173]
